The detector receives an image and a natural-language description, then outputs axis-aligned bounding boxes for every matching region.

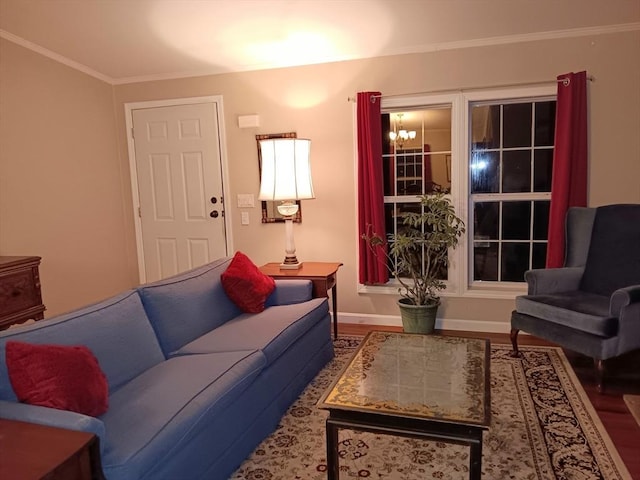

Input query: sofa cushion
[6,341,108,417]
[515,291,617,337]
[138,258,242,356]
[0,291,164,401]
[100,350,265,480]
[264,279,313,307]
[580,204,640,296]
[221,251,275,313]
[173,298,329,363]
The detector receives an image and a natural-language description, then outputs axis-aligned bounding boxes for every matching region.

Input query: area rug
[231,336,632,479]
[623,395,640,427]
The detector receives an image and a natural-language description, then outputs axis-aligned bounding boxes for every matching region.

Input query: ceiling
[1,0,639,84]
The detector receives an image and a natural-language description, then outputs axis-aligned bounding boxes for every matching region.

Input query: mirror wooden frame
[256,132,302,223]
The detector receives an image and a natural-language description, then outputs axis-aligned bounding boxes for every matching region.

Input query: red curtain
[357,92,389,284]
[546,71,588,268]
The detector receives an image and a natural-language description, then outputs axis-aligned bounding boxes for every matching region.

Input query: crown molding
[3,22,639,86]
[0,29,114,84]
[382,22,640,57]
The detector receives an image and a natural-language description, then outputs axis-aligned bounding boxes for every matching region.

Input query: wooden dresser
[0,256,46,330]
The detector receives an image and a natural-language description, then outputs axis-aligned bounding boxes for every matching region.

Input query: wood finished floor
[338,324,640,479]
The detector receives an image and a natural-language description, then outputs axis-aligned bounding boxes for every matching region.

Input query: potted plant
[363,191,465,333]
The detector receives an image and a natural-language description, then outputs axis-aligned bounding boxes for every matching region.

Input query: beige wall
[0,39,131,316]
[2,30,639,326]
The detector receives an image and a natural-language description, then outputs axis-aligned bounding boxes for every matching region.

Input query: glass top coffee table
[318,331,491,479]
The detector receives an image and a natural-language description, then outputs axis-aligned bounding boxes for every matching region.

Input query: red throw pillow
[221,252,276,313]
[6,341,109,417]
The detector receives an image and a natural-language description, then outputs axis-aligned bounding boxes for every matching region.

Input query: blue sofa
[0,257,334,480]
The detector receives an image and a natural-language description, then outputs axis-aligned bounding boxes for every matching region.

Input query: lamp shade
[258,138,314,201]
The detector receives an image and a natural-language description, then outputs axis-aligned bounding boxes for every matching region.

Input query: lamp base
[279,262,302,270]
[280,256,302,270]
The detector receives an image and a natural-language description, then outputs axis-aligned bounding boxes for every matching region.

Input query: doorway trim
[124,95,234,283]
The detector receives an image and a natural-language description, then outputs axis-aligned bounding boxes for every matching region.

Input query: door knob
[210,197,217,204]
[210,211,219,218]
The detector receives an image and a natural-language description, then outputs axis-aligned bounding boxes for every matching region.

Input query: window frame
[357,86,556,300]
[461,86,556,297]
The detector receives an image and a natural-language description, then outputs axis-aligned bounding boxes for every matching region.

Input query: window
[382,101,456,284]
[469,98,556,284]
[369,87,556,296]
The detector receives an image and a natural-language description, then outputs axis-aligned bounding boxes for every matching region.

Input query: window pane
[470,151,499,193]
[381,113,392,155]
[386,201,449,281]
[429,153,450,193]
[423,107,452,190]
[502,201,531,240]
[391,202,421,236]
[502,150,531,193]
[474,202,499,239]
[503,103,532,148]
[384,203,395,239]
[471,105,500,149]
[534,149,553,192]
[474,243,498,281]
[532,243,547,269]
[533,201,550,240]
[384,107,452,196]
[396,150,423,195]
[502,243,530,281]
[386,202,422,277]
[534,101,556,146]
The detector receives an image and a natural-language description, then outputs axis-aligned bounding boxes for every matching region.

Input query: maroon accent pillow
[6,341,109,417]
[221,252,276,313]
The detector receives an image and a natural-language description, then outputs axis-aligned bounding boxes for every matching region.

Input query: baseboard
[336,311,513,334]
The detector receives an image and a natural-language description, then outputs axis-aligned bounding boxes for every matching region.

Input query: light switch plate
[241,212,250,225]
[237,194,255,208]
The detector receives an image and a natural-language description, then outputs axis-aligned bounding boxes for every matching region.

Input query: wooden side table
[0,419,103,480]
[260,262,343,338]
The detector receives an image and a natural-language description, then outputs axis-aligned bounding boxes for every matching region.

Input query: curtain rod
[346,75,595,102]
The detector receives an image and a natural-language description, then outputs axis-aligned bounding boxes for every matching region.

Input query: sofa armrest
[0,400,106,449]
[610,284,640,316]
[265,280,313,306]
[524,267,584,295]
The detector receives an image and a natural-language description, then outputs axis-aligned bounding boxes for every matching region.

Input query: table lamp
[258,138,314,269]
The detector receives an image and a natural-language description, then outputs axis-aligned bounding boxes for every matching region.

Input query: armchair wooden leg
[594,358,605,394]
[510,328,521,358]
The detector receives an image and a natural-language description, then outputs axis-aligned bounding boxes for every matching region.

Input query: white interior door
[131,101,227,282]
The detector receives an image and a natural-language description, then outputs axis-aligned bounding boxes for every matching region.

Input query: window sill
[358,281,526,300]
[462,282,527,299]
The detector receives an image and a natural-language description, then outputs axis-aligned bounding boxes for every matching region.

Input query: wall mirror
[256,132,302,223]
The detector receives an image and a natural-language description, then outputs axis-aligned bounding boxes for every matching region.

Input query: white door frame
[124,96,234,283]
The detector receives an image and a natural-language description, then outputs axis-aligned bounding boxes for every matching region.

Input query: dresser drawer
[0,256,45,329]
[0,269,41,315]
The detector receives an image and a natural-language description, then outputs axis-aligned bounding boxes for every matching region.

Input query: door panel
[132,102,226,282]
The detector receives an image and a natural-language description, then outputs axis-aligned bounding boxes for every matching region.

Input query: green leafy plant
[363,192,466,306]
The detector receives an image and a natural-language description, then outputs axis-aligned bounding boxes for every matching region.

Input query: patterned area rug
[623,395,640,427]
[231,336,631,479]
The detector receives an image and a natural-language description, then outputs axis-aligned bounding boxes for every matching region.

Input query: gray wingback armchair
[511,204,640,392]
